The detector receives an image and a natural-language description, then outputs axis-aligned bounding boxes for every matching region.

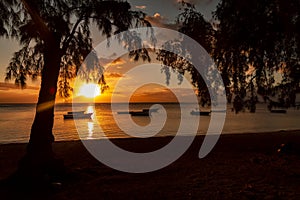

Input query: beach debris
[277,142,293,154]
[51,182,63,190]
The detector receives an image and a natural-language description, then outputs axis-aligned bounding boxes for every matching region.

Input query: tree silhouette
[1,0,151,181]
[157,2,215,106]
[158,0,299,112]
[213,0,300,112]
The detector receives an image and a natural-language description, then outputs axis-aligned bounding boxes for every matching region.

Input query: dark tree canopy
[2,0,151,97]
[158,0,299,112]
[213,0,300,112]
[157,2,215,106]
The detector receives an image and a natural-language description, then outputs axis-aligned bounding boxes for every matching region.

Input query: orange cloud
[145,13,178,30]
[0,82,39,103]
[129,88,177,102]
[135,5,146,9]
[105,72,124,78]
[100,57,126,67]
[154,13,161,18]
[132,87,197,102]
[0,82,70,103]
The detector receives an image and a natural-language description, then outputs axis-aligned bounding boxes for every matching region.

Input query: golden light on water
[78,83,101,98]
[86,105,95,120]
[87,121,94,139]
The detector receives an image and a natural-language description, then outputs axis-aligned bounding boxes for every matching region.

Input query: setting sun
[78,83,101,98]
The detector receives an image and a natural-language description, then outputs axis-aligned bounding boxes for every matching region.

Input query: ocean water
[0,103,300,144]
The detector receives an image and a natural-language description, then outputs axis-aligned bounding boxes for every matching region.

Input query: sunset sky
[0,0,219,103]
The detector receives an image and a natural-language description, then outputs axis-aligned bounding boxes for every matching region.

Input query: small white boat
[63,111,93,119]
[130,109,150,116]
[211,109,227,113]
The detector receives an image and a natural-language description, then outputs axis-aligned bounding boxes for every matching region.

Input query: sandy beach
[1,130,300,199]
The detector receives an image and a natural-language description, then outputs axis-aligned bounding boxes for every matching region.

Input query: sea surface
[0,103,300,144]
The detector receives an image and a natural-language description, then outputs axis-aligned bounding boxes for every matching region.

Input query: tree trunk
[17,40,65,181]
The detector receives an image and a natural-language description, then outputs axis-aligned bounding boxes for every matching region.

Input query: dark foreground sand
[1,130,300,200]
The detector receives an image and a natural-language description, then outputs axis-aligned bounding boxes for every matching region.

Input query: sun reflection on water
[86,105,95,119]
[87,121,94,139]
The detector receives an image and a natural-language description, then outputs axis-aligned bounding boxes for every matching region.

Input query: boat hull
[117,111,131,114]
[270,109,287,114]
[63,113,93,119]
[130,111,149,116]
[190,111,211,116]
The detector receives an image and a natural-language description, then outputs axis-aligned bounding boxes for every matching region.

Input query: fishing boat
[63,111,93,119]
[270,109,287,114]
[130,109,150,116]
[211,109,227,113]
[117,111,131,114]
[149,108,159,113]
[118,108,159,116]
[190,109,211,116]
[67,111,85,115]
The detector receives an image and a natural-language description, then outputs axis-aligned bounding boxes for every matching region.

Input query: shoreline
[1,129,300,145]
[1,130,300,199]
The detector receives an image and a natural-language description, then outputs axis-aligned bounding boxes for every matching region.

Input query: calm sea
[0,103,299,144]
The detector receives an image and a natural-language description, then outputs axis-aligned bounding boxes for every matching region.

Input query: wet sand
[1,130,300,199]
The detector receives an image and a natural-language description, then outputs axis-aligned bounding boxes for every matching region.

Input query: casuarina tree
[213,0,300,112]
[1,0,151,181]
[158,0,299,112]
[157,2,215,107]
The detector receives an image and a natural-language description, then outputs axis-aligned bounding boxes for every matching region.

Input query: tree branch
[61,15,84,53]
[20,0,52,43]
